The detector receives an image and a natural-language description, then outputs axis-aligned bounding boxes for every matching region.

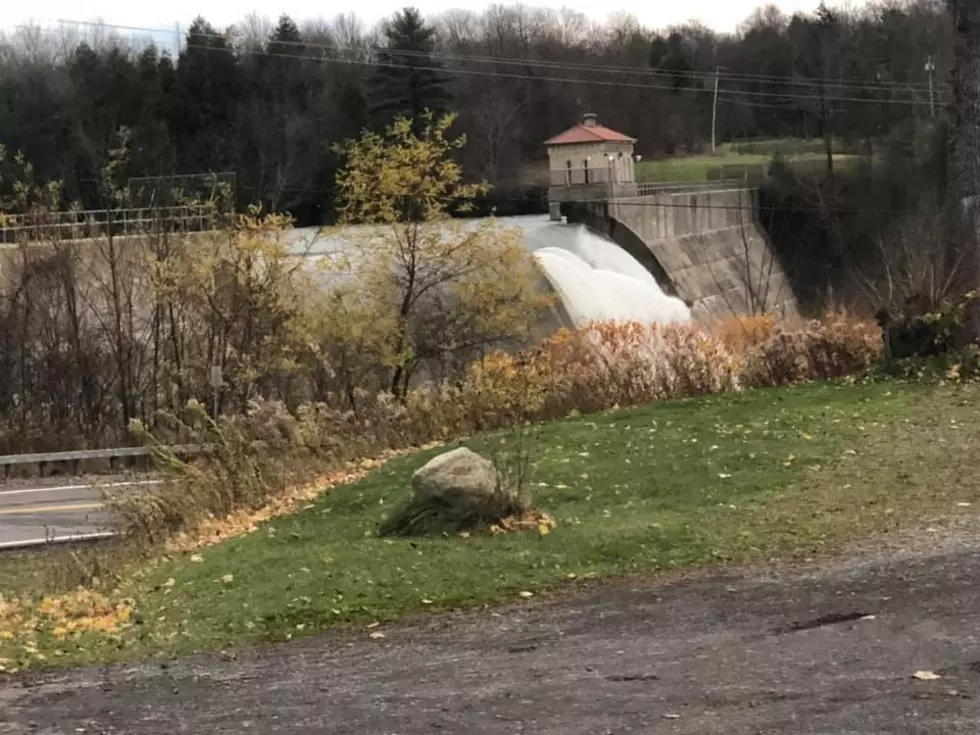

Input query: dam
[543,114,798,321]
[1,112,799,329]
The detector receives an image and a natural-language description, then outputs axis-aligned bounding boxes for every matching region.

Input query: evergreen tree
[649,32,694,93]
[367,7,453,130]
[171,17,243,175]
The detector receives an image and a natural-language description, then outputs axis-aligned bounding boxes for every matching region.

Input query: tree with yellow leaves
[331,111,552,397]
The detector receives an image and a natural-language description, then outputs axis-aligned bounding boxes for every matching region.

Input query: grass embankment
[2,378,978,669]
[636,139,864,182]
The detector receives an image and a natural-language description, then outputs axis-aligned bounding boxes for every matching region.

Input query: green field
[3,378,978,669]
[636,138,865,183]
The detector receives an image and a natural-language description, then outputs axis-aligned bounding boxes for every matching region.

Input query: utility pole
[209,365,223,420]
[711,66,721,153]
[925,55,936,116]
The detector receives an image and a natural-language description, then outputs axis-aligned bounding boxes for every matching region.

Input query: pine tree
[367,7,453,131]
[171,18,243,174]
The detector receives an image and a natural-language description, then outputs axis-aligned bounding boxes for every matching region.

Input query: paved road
[3,544,980,733]
[0,477,159,548]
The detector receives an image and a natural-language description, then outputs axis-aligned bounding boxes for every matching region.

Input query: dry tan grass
[165,442,445,553]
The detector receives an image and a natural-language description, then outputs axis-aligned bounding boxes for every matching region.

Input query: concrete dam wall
[566,188,798,321]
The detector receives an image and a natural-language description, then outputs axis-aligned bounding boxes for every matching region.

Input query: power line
[52,18,947,95]
[175,41,945,109]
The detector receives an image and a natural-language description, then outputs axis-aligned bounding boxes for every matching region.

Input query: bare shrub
[112,311,885,542]
[742,311,883,387]
[111,400,314,543]
[857,211,974,315]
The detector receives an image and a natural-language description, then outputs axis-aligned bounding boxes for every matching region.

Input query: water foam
[289,215,692,329]
[518,216,691,328]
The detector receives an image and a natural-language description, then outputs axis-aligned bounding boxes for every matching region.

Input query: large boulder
[412,447,516,512]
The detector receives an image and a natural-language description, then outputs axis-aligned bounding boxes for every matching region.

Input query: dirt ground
[4,535,980,734]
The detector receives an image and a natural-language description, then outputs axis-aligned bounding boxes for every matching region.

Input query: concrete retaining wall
[567,189,798,321]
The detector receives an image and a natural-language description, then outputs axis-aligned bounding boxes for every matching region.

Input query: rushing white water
[288,214,691,329]
[517,216,691,328]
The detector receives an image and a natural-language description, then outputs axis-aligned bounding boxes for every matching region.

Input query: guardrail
[0,444,205,478]
[633,179,746,195]
[0,205,222,245]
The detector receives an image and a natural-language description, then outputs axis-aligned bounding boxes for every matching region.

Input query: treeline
[0,1,952,224]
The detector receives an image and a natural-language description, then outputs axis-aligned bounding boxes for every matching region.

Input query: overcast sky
[5,0,863,38]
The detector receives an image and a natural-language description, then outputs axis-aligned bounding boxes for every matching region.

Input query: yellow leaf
[221,574,234,585]
[537,522,550,536]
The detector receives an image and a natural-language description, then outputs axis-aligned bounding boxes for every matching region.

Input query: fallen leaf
[913,670,941,681]
[518,591,534,599]
[957,502,971,508]
[718,473,732,479]
[421,599,433,605]
[221,574,234,585]
[369,631,386,640]
[663,713,681,720]
[190,554,204,563]
[163,578,176,589]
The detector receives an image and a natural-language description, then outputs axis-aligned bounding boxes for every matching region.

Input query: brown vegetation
[111,312,882,543]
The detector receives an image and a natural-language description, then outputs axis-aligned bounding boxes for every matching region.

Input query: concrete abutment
[562,188,798,320]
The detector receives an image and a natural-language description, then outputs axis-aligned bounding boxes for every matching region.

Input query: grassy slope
[3,379,979,667]
[636,139,863,182]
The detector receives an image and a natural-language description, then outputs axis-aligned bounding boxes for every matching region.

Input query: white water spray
[518,216,691,328]
[289,215,692,329]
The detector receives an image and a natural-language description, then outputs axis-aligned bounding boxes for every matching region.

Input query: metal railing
[0,444,205,477]
[633,179,747,195]
[0,440,281,477]
[548,169,748,192]
[0,204,221,245]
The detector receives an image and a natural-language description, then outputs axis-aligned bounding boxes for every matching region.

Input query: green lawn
[3,379,979,669]
[637,150,864,183]
[635,138,868,183]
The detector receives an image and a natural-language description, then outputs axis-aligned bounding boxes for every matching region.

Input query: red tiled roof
[544,122,636,146]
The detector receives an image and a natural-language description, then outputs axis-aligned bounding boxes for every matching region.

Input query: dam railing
[0,204,220,245]
[632,179,746,196]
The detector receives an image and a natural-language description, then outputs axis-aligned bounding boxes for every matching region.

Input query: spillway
[289,214,691,329]
[517,216,690,328]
